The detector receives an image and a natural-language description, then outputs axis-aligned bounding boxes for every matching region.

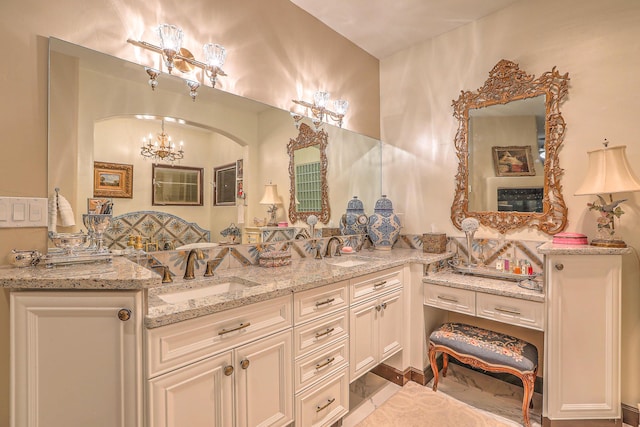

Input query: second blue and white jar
[367,195,401,250]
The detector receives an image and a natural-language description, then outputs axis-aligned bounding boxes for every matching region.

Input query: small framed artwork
[236,159,244,179]
[214,163,237,206]
[492,146,536,177]
[152,164,203,206]
[93,161,133,198]
[87,198,112,214]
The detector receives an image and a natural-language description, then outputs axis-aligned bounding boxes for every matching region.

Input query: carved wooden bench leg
[428,342,440,391]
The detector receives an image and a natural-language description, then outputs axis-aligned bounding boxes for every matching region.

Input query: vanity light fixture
[575,139,640,247]
[186,80,200,101]
[292,90,349,128]
[127,24,228,93]
[260,182,281,227]
[140,119,185,163]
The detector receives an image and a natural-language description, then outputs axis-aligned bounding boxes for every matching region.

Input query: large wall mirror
[451,59,570,235]
[288,123,329,224]
[48,38,382,245]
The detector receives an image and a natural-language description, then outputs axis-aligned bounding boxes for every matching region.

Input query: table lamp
[575,140,640,247]
[260,182,281,227]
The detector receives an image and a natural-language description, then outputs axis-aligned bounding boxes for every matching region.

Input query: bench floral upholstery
[428,322,538,427]
[429,322,537,373]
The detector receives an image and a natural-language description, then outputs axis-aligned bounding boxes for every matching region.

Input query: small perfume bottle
[503,256,510,272]
[496,257,504,271]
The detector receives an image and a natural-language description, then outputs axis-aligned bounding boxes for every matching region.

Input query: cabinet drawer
[350,267,402,305]
[424,284,475,316]
[295,337,348,393]
[295,367,349,427]
[294,310,348,358]
[146,295,292,378]
[476,293,545,331]
[294,280,349,325]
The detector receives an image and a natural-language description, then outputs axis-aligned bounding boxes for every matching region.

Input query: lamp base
[590,238,627,248]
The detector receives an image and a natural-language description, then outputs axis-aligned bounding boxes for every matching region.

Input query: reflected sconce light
[259,182,281,227]
[575,139,640,247]
[140,119,185,163]
[292,90,349,129]
[127,24,227,95]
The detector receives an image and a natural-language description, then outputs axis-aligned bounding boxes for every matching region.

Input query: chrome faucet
[324,236,343,258]
[184,249,204,280]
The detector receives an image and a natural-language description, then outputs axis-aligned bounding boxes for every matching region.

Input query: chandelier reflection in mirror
[140,119,185,163]
[127,23,227,97]
[292,91,349,129]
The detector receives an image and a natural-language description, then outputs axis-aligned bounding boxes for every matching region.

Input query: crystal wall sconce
[292,90,349,128]
[128,23,227,96]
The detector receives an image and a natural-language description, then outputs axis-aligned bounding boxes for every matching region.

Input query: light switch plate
[0,197,48,228]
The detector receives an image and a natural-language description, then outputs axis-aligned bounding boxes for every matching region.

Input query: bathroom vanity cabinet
[146,294,294,427]
[349,267,404,381]
[541,247,628,424]
[11,290,144,427]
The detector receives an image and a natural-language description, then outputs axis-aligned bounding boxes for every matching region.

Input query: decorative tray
[44,249,113,268]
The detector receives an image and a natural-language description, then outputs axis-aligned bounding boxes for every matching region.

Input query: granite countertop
[0,256,161,290]
[145,249,453,328]
[536,242,633,255]
[0,248,453,328]
[423,269,545,303]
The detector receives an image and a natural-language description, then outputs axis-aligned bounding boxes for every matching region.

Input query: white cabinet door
[148,351,234,427]
[11,291,142,427]
[349,298,379,381]
[235,330,293,427]
[378,289,403,362]
[545,254,621,421]
[350,286,404,383]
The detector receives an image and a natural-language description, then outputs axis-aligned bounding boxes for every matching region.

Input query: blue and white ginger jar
[367,195,401,251]
[340,196,368,235]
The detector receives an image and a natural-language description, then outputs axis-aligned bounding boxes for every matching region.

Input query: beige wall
[0,0,379,423]
[380,0,640,407]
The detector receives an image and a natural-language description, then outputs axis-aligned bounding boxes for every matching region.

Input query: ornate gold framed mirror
[288,123,330,224]
[451,59,570,234]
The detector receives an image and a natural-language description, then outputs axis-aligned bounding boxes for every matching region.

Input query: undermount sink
[324,257,371,268]
[158,281,251,304]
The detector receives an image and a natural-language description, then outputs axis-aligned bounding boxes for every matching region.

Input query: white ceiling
[290,0,521,59]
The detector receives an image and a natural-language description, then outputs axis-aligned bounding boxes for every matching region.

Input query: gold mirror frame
[288,123,330,224]
[451,59,570,235]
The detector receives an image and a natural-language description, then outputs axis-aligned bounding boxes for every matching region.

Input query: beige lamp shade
[575,145,640,195]
[259,184,281,205]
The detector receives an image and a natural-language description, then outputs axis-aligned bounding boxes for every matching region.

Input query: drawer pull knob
[315,298,335,307]
[495,307,521,316]
[117,308,131,321]
[218,322,251,336]
[224,365,234,376]
[315,357,336,370]
[555,263,564,271]
[381,302,388,310]
[316,398,336,412]
[437,295,459,303]
[375,304,382,312]
[240,359,250,369]
[315,327,335,339]
[373,280,387,289]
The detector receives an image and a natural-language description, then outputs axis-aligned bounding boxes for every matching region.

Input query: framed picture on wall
[87,197,112,214]
[214,163,237,206]
[93,161,133,198]
[236,159,244,179]
[152,164,203,206]
[492,146,536,177]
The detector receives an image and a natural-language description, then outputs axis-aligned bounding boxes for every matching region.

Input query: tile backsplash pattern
[398,233,545,273]
[140,232,546,282]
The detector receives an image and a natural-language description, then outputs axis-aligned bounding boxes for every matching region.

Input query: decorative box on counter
[422,232,447,253]
[259,250,292,268]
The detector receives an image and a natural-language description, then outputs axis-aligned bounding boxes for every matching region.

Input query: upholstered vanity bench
[428,322,538,427]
